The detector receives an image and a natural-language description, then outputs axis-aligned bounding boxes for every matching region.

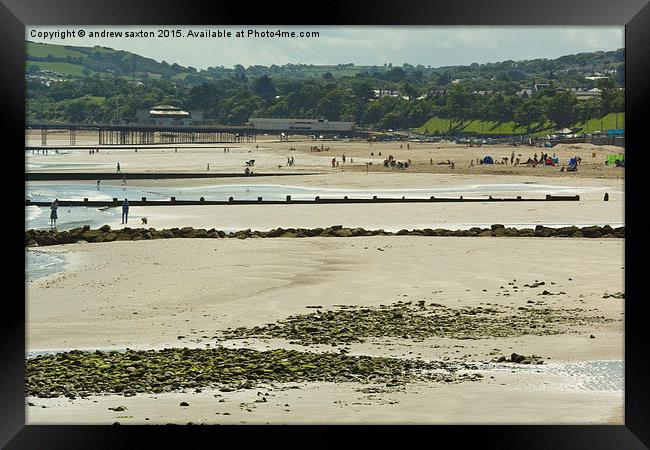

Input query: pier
[26,122,370,146]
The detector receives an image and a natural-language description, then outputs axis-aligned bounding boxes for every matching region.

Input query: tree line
[27,69,623,133]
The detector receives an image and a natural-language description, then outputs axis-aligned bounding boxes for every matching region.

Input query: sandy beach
[24,135,625,425]
[26,132,625,178]
[26,236,623,424]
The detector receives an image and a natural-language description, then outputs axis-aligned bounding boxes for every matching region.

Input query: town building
[248,118,355,132]
[134,105,203,126]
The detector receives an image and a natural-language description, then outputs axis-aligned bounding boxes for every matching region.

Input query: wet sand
[26,237,623,424]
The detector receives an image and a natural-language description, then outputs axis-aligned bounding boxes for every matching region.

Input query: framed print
[2,0,649,447]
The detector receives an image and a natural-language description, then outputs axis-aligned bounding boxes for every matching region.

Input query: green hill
[416,112,624,136]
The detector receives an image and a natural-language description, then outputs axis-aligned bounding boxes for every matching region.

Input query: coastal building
[516,88,533,99]
[248,118,355,132]
[134,105,203,126]
[572,88,602,101]
[533,83,551,93]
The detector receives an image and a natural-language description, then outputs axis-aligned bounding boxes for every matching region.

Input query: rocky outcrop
[24,225,625,247]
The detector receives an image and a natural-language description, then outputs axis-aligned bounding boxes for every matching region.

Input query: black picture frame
[3,0,649,448]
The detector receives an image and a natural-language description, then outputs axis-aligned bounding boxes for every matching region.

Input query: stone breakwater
[26,347,483,398]
[25,224,625,247]
[219,301,614,346]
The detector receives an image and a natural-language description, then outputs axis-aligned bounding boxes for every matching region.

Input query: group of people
[287,156,295,167]
[384,155,411,170]
[311,145,330,152]
[88,149,99,155]
[434,159,456,169]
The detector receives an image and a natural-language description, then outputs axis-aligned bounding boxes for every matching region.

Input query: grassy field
[26,61,86,76]
[574,113,625,133]
[26,42,86,59]
[416,112,625,136]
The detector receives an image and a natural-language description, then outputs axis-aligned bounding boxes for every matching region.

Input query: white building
[248,118,355,132]
[135,105,203,126]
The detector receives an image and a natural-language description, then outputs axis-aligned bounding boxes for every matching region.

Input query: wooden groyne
[25,194,580,208]
[25,172,323,181]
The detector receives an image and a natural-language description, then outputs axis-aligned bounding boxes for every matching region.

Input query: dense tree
[547,91,578,128]
[514,99,546,133]
[253,75,277,102]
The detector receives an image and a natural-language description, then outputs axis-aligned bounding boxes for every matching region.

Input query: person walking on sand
[121,199,129,224]
[50,199,58,227]
[511,151,515,165]
[116,163,121,173]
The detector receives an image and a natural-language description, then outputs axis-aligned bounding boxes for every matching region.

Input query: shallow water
[25,181,622,231]
[25,250,66,282]
[26,182,613,204]
[475,360,624,392]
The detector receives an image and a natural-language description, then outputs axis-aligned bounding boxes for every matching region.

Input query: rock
[99,225,111,232]
[267,228,285,238]
[114,233,131,241]
[108,406,127,411]
[491,224,505,231]
[81,230,103,242]
[179,402,189,407]
[590,335,595,339]
[580,226,602,238]
[336,228,353,237]
[510,353,526,363]
[103,233,117,242]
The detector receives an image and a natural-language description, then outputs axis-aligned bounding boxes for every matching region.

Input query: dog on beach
[141,217,148,225]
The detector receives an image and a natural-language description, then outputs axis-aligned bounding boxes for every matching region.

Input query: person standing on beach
[50,199,58,227]
[121,199,129,224]
[117,163,121,173]
[97,180,101,189]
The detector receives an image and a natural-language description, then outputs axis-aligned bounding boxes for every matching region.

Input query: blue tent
[482,156,494,164]
[569,157,577,166]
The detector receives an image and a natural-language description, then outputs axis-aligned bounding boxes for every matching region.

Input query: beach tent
[482,156,494,164]
[606,154,625,165]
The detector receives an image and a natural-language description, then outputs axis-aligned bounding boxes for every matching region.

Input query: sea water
[25,182,623,231]
[25,250,66,282]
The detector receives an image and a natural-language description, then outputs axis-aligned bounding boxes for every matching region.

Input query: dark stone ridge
[25,225,624,247]
[218,301,613,346]
[25,346,483,398]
